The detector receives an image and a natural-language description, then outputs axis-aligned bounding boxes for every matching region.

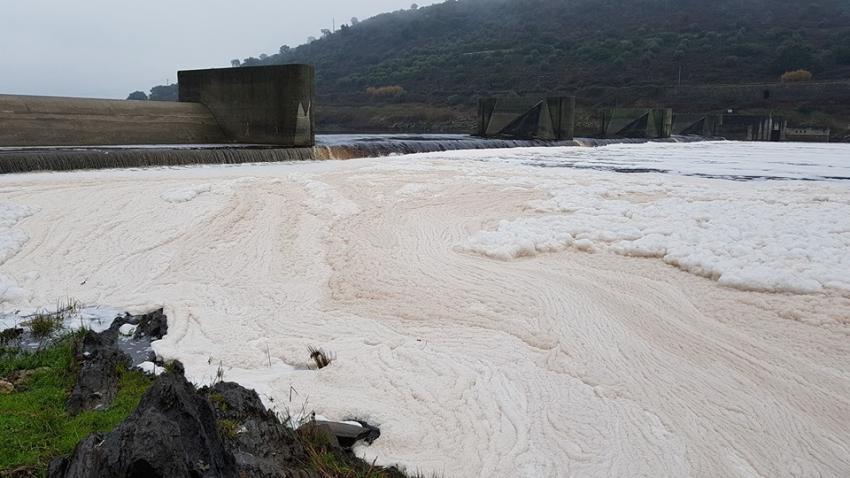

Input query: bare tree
[230,59,241,67]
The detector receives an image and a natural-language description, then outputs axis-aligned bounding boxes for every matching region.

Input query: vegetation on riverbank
[1,328,416,477]
[0,333,152,476]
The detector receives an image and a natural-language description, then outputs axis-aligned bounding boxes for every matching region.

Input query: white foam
[137,361,164,376]
[0,202,35,265]
[160,184,212,203]
[461,174,850,294]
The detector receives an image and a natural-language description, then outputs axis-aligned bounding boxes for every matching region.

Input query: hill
[252,0,850,104]
[136,0,850,134]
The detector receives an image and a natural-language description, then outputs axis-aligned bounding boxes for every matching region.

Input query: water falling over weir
[0,134,700,174]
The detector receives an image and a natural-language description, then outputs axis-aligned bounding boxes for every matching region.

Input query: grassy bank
[0,334,152,476]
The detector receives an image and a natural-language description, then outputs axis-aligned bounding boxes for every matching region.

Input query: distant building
[784,127,831,143]
[715,114,786,141]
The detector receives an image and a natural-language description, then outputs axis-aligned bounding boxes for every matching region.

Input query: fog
[0,0,437,99]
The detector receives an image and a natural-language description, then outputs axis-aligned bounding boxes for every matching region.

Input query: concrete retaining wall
[574,80,850,113]
[0,94,226,147]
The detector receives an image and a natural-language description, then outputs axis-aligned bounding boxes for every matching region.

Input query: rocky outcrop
[66,328,131,415]
[0,326,24,345]
[50,364,394,478]
[51,366,239,478]
[65,309,169,415]
[49,308,401,478]
[131,309,168,341]
[205,381,309,477]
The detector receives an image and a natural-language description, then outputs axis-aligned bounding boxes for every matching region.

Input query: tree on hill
[781,69,814,82]
[149,84,178,102]
[126,91,148,101]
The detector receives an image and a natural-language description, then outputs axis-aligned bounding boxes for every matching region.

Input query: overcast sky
[0,0,437,99]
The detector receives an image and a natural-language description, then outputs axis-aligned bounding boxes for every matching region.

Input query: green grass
[217,418,239,440]
[0,334,152,476]
[297,425,408,478]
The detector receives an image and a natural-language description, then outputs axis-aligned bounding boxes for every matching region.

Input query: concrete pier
[478,97,575,140]
[601,108,672,139]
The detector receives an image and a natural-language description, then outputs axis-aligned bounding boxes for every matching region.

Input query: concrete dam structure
[179,65,314,146]
[0,64,314,148]
[477,97,575,140]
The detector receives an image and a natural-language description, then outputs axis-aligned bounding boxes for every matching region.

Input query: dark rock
[66,329,131,415]
[206,381,306,476]
[52,368,238,478]
[52,364,391,478]
[0,327,24,345]
[133,309,167,341]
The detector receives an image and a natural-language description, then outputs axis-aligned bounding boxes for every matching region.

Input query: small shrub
[781,69,813,82]
[366,85,406,97]
[217,419,239,440]
[208,392,229,412]
[0,328,23,345]
[307,346,335,370]
[214,361,225,384]
[27,315,62,340]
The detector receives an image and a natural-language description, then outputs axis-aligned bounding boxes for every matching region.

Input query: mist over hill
[246,0,850,102]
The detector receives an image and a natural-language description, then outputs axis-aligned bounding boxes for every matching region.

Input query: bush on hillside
[781,69,814,82]
[366,85,406,97]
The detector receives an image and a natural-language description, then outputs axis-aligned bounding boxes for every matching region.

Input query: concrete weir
[0,135,578,174]
[0,94,226,147]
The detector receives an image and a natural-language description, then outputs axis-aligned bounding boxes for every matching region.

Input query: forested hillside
[247,0,850,103]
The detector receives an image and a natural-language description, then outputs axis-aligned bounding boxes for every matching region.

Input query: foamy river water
[1,141,849,477]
